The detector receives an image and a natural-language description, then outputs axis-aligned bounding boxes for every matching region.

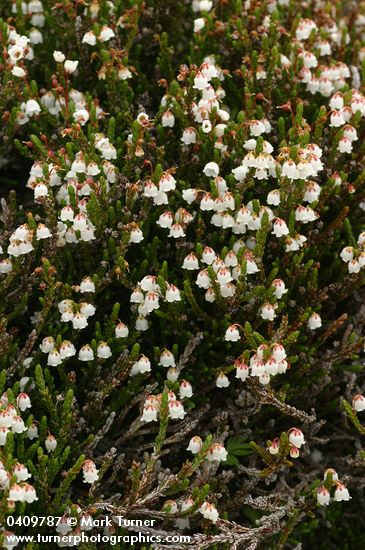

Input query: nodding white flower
[194,17,205,32]
[36,223,51,240]
[196,269,212,289]
[200,192,215,211]
[271,344,286,362]
[199,502,219,523]
[47,349,62,367]
[25,99,41,116]
[168,400,185,419]
[82,460,99,484]
[129,226,144,243]
[40,336,55,353]
[144,291,160,312]
[78,344,94,362]
[156,211,174,229]
[165,284,181,302]
[22,483,38,503]
[338,136,353,154]
[72,312,88,330]
[45,434,57,452]
[251,360,265,376]
[265,358,278,376]
[281,160,299,180]
[55,516,73,535]
[204,288,215,302]
[169,223,185,238]
[201,246,216,265]
[141,404,158,422]
[0,259,13,273]
[0,410,12,428]
[329,92,344,110]
[143,181,158,198]
[182,189,198,206]
[0,426,9,446]
[348,258,361,274]
[59,340,76,359]
[288,428,305,448]
[179,380,193,399]
[137,355,151,373]
[203,161,219,178]
[268,438,280,455]
[8,483,24,502]
[235,360,249,381]
[232,164,249,182]
[343,125,358,142]
[317,486,330,506]
[220,282,236,298]
[225,325,240,342]
[64,59,78,74]
[207,443,228,462]
[60,205,74,222]
[73,213,88,231]
[224,251,237,267]
[358,252,365,267]
[73,108,90,125]
[299,50,318,69]
[272,218,289,237]
[16,393,31,411]
[187,436,203,454]
[115,322,128,338]
[182,253,199,270]
[27,423,38,440]
[352,394,365,412]
[308,312,322,329]
[53,50,65,62]
[167,391,176,401]
[290,445,300,458]
[267,189,281,205]
[71,158,86,173]
[60,307,74,322]
[79,277,95,293]
[200,62,218,80]
[79,302,96,318]
[260,303,276,321]
[99,25,115,42]
[271,279,287,299]
[97,342,112,359]
[216,372,229,388]
[82,30,97,45]
[167,367,179,381]
[277,358,288,374]
[329,110,345,127]
[139,275,158,292]
[334,484,351,502]
[216,267,232,284]
[193,71,209,90]
[249,120,266,136]
[159,349,175,367]
[12,464,31,482]
[181,128,197,147]
[351,97,365,114]
[34,182,48,198]
[162,110,175,127]
[303,182,321,203]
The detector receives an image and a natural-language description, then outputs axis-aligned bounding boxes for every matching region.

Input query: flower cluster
[316,469,351,506]
[268,428,305,459]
